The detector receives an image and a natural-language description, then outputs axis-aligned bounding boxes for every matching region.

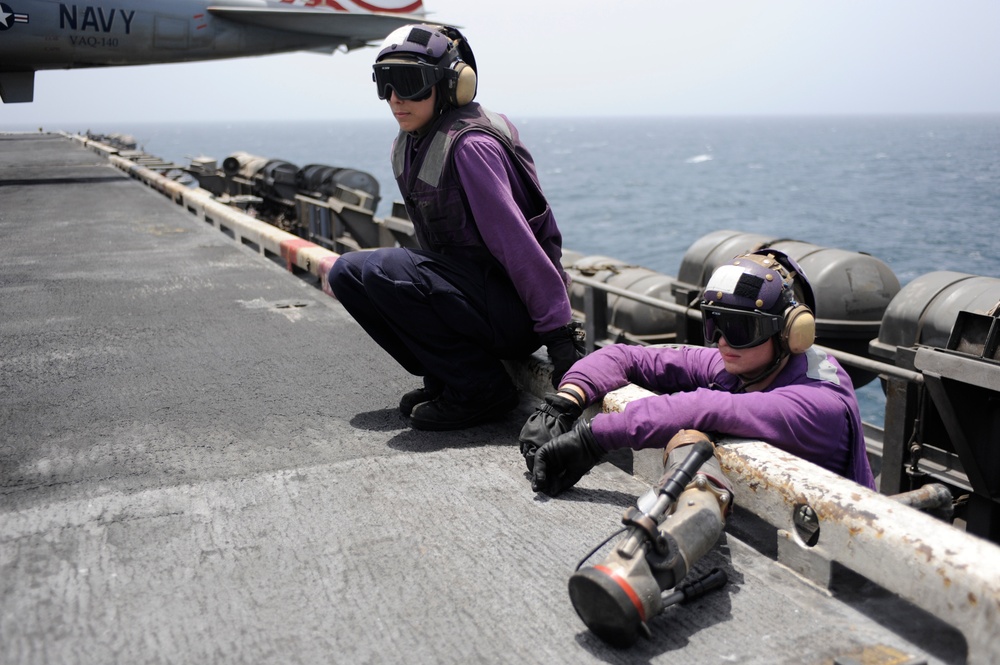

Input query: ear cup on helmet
[781,304,816,355]
[449,60,477,106]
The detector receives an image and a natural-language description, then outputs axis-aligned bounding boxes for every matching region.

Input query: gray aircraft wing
[207,7,433,43]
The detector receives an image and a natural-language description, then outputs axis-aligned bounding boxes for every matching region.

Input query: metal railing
[569,272,923,383]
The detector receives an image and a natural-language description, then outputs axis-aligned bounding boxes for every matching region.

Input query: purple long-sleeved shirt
[449,132,572,334]
[561,344,877,489]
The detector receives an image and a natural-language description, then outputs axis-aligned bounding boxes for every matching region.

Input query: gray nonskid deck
[0,134,962,664]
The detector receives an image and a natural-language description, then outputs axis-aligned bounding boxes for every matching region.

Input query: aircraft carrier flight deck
[0,132,981,665]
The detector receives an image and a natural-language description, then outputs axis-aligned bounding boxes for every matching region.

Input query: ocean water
[28,115,1000,423]
[57,115,1000,283]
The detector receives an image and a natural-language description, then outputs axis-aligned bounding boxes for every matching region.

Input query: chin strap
[735,338,786,393]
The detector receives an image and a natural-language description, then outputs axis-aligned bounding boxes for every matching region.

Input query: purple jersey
[561,344,877,489]
[449,132,572,333]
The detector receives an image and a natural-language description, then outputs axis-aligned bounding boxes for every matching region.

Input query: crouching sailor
[328,24,581,431]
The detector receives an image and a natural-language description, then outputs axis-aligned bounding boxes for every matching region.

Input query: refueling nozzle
[568,431,733,647]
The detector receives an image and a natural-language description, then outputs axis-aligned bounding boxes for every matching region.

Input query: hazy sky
[4,0,1000,127]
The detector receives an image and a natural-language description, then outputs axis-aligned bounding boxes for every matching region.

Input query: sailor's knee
[327,251,367,297]
[361,248,423,289]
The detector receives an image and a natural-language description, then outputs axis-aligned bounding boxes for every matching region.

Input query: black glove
[540,322,585,389]
[518,392,583,472]
[531,420,606,496]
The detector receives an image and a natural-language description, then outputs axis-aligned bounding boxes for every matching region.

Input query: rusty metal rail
[601,383,1000,665]
[720,440,999,665]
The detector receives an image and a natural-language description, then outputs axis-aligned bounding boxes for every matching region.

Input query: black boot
[410,387,519,431]
[399,377,445,417]
[399,387,442,417]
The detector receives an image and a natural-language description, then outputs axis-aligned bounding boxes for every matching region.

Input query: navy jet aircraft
[0,0,429,102]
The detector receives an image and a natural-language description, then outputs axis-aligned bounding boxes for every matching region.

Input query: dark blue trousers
[328,248,539,403]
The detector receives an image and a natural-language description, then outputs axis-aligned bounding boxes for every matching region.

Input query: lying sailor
[520,248,878,495]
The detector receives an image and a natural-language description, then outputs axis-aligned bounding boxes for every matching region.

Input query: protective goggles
[702,304,783,349]
[373,63,448,101]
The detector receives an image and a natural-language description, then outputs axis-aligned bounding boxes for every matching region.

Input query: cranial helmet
[700,249,816,356]
[372,24,478,107]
